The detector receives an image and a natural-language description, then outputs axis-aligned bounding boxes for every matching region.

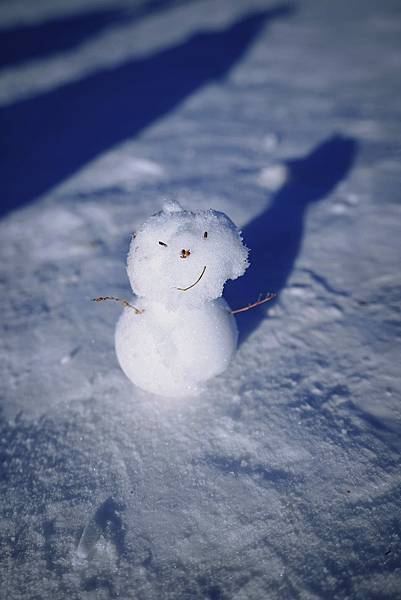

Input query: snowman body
[115,297,237,396]
[115,202,249,397]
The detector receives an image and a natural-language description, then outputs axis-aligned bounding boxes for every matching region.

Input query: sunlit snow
[1,0,400,598]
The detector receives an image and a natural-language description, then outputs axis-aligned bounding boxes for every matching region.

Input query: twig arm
[92,296,143,314]
[231,292,277,315]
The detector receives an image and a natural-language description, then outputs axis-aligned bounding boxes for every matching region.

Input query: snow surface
[1,0,401,598]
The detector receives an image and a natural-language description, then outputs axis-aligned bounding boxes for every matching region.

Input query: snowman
[105,201,247,397]
[110,201,248,396]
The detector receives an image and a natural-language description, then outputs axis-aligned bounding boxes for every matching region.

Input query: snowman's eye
[203,231,208,239]
[158,241,168,247]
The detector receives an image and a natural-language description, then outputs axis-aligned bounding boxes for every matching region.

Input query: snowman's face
[127,204,249,306]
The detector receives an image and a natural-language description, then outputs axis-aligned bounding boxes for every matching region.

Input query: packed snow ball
[115,201,249,396]
[127,200,249,308]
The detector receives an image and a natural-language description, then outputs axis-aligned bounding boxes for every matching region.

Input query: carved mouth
[177,265,207,292]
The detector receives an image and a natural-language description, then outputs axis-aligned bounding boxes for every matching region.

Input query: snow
[116,294,238,396]
[126,202,248,306]
[115,201,248,396]
[1,0,401,598]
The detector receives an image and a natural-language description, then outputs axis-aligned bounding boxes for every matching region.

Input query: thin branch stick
[92,296,143,314]
[231,292,277,315]
[177,265,207,291]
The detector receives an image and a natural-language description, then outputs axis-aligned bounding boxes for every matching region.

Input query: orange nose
[180,249,191,259]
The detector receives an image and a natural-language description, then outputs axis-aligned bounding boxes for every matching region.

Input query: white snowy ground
[1,0,401,598]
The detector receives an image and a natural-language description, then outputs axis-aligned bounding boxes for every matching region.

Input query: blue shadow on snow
[0,4,293,216]
[0,7,128,70]
[225,135,358,345]
[0,0,193,70]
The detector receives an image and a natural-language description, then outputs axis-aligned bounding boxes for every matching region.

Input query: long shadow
[0,8,128,70]
[225,135,358,344]
[0,4,293,216]
[0,1,190,71]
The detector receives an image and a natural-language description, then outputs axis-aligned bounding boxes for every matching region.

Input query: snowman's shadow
[224,134,358,345]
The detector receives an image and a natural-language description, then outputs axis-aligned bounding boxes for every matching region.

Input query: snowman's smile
[177,265,207,292]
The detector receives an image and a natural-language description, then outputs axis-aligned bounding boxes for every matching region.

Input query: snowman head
[127,201,249,307]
